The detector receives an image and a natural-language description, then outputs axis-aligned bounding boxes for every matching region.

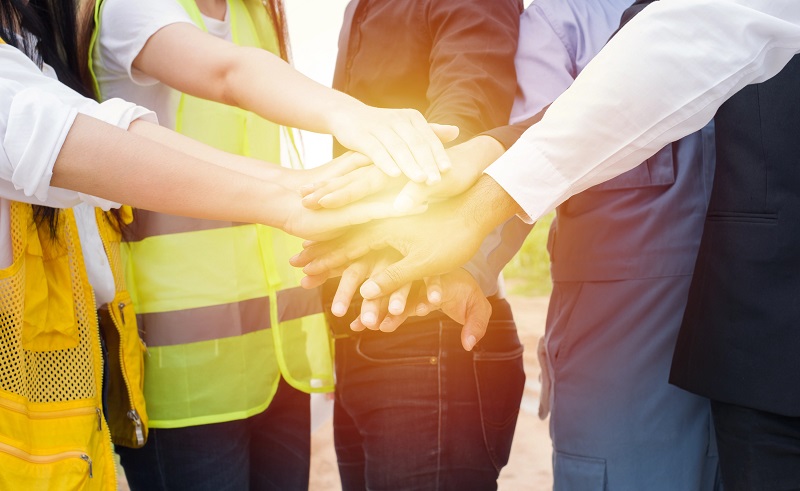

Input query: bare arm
[133,23,455,182]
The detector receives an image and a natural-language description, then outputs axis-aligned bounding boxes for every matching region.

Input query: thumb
[360,255,427,300]
[429,123,459,144]
[393,180,431,212]
[461,295,491,351]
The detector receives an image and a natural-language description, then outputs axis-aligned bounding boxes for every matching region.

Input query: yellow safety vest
[0,202,147,490]
[90,0,334,429]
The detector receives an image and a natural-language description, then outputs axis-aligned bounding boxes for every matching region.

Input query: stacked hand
[287,136,518,350]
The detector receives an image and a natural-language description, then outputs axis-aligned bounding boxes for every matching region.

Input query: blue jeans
[117,377,310,491]
[332,297,524,491]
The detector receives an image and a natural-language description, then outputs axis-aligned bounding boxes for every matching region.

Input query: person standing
[295,1,800,488]
[329,1,526,489]
[90,0,454,489]
[507,1,720,488]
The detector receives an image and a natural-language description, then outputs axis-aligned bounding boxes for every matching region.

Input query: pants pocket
[554,451,607,491]
[473,341,525,472]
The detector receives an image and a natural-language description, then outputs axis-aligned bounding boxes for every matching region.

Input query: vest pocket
[99,292,147,448]
[553,451,607,490]
[589,144,675,192]
[0,440,92,490]
[21,228,79,352]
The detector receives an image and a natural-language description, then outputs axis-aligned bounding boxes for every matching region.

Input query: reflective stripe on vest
[92,0,333,428]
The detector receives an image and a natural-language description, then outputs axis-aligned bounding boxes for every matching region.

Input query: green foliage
[502,212,554,297]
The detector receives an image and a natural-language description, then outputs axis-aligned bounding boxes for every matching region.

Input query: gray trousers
[542,275,722,490]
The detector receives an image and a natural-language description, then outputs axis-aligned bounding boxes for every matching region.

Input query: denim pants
[332,297,525,491]
[117,377,310,491]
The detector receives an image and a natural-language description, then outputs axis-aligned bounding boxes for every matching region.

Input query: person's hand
[279,187,426,241]
[290,175,520,296]
[337,263,490,351]
[327,104,459,184]
[299,135,506,211]
[279,151,373,192]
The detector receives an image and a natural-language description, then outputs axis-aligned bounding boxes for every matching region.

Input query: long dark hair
[1,0,94,236]
[263,0,290,62]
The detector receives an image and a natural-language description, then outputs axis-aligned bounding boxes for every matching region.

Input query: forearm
[486,0,800,222]
[127,119,286,183]
[52,114,290,227]
[223,47,364,135]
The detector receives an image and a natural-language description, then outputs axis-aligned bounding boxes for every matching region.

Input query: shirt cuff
[484,138,571,224]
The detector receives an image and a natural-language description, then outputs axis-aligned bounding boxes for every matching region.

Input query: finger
[331,261,369,317]
[424,276,442,307]
[388,282,413,316]
[301,170,362,209]
[299,181,326,198]
[461,296,492,352]
[290,236,374,270]
[371,126,427,183]
[379,310,410,332]
[300,271,333,289]
[317,167,392,209]
[359,296,384,330]
[393,180,431,212]
[428,123,460,145]
[356,134,402,178]
[360,253,430,300]
[350,317,367,332]
[320,151,373,180]
[397,111,441,183]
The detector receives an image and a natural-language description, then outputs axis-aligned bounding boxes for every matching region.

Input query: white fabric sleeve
[97,0,196,85]
[485,0,800,223]
[0,45,155,208]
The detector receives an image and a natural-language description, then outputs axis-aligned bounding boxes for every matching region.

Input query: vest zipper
[109,298,145,446]
[90,286,117,486]
[0,398,98,420]
[0,441,92,479]
[127,409,144,447]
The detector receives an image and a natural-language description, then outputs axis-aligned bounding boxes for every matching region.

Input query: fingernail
[393,194,415,212]
[332,302,347,317]
[379,319,392,331]
[415,303,429,316]
[360,281,381,299]
[428,291,442,304]
[426,174,441,185]
[465,335,477,351]
[361,312,377,326]
[389,300,404,315]
[289,254,300,264]
[440,159,452,171]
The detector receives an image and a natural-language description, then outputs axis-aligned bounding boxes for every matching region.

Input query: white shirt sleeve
[485,0,800,223]
[0,45,155,209]
[96,0,195,85]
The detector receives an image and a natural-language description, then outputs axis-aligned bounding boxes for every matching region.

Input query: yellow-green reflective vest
[89,0,334,429]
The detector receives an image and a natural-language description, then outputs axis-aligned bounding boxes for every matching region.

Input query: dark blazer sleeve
[424,0,524,143]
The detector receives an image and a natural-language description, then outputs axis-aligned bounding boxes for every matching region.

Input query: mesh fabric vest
[90,0,334,429]
[0,202,148,489]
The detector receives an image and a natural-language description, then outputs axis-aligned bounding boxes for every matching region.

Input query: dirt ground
[309,294,554,491]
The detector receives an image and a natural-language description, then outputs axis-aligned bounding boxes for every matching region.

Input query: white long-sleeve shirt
[0,43,154,302]
[485,0,800,222]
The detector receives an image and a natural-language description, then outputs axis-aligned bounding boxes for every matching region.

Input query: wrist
[458,175,520,236]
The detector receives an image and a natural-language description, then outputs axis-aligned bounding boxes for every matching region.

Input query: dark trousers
[117,377,310,491]
[331,297,525,491]
[711,400,800,491]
